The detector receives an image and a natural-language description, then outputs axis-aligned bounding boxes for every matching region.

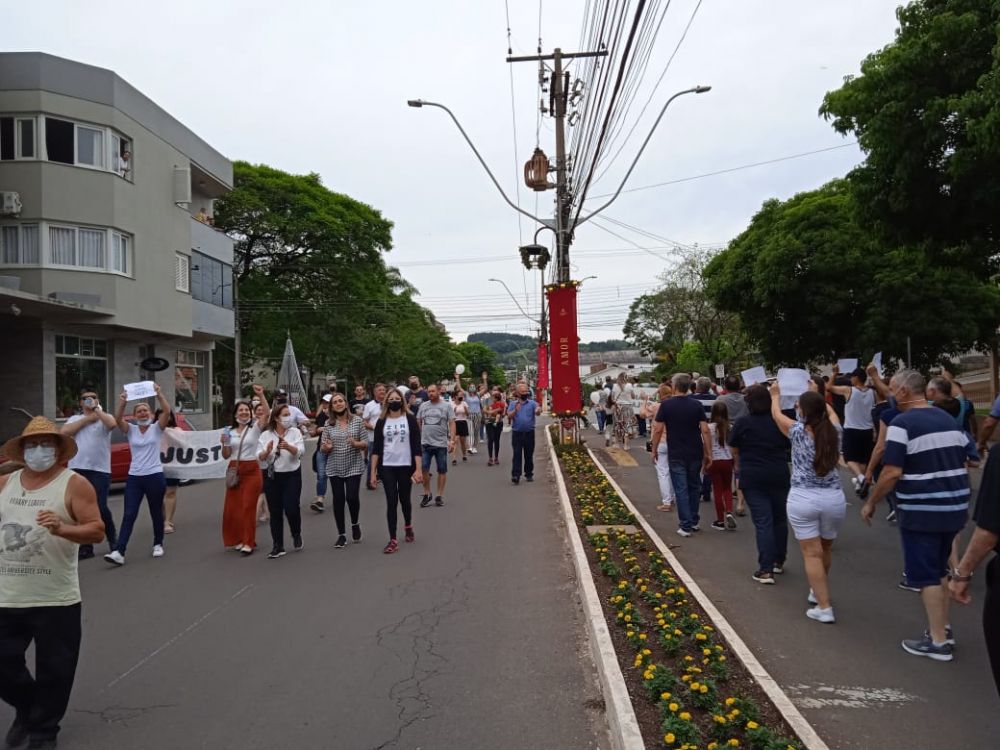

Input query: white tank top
[0,469,80,607]
[844,386,875,430]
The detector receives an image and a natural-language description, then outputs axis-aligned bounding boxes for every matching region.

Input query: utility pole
[233,274,241,402]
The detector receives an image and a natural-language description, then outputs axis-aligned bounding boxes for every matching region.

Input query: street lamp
[578,275,597,285]
[488,278,536,325]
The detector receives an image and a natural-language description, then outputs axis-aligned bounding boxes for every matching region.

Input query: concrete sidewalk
[593,442,998,750]
[1,432,608,750]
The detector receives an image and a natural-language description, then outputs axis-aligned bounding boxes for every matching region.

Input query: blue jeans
[118,472,166,554]
[743,484,789,573]
[314,450,328,497]
[669,458,703,531]
[421,445,449,474]
[74,469,116,548]
[596,411,606,433]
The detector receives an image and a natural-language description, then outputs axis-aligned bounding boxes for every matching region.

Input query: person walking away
[417,384,455,507]
[466,386,482,454]
[320,393,368,548]
[484,389,506,466]
[363,383,386,490]
[718,376,748,515]
[828,364,875,496]
[595,385,609,436]
[0,417,104,750]
[61,388,117,559]
[508,383,541,484]
[258,404,306,559]
[309,394,332,513]
[706,402,737,531]
[652,374,712,537]
[770,385,846,623]
[370,388,423,553]
[105,384,172,566]
[602,378,615,447]
[863,364,902,528]
[650,383,676,512]
[612,373,636,451]
[158,409,181,534]
[451,392,470,465]
[221,386,269,556]
[728,384,791,584]
[692,377,718,505]
[861,370,977,661]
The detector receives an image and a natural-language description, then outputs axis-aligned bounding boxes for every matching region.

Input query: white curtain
[112,233,129,274]
[49,226,76,265]
[1,226,17,264]
[21,225,39,264]
[79,229,104,268]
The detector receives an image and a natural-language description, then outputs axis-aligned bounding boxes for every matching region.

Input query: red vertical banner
[547,284,582,415]
[537,341,549,389]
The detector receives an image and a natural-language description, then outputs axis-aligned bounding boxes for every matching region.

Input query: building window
[0,224,39,264]
[76,125,104,168]
[17,119,35,159]
[49,226,76,265]
[175,253,190,292]
[175,349,207,412]
[190,250,233,309]
[55,334,108,419]
[0,118,12,160]
[45,117,74,164]
[0,117,37,160]
[112,232,131,275]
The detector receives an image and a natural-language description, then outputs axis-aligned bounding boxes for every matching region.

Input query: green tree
[819,0,1000,274]
[456,341,505,386]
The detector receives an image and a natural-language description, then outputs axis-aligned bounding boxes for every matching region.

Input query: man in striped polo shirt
[861,369,978,662]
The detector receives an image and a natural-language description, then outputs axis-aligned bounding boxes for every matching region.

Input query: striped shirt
[883,407,975,532]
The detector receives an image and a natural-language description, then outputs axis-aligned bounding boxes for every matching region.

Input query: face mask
[83,397,96,409]
[520,393,529,400]
[136,417,151,426]
[237,416,252,426]
[387,400,403,411]
[280,416,295,429]
[24,445,57,472]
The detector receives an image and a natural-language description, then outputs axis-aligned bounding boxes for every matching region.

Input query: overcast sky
[4,1,901,342]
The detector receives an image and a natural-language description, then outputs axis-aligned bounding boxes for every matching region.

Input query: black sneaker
[333,535,347,549]
[898,577,921,593]
[420,494,432,508]
[902,634,953,661]
[267,547,286,559]
[435,496,444,507]
[710,520,726,531]
[525,475,534,482]
[512,477,520,485]
[923,626,956,646]
[78,545,95,560]
[752,571,776,585]
[309,500,325,513]
[292,534,303,551]
[26,740,57,750]
[5,719,28,749]
[352,523,362,543]
[856,478,870,499]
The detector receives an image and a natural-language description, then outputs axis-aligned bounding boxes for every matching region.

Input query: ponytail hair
[710,400,730,447]
[799,391,838,476]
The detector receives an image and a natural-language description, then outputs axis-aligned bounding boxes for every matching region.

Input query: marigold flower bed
[555,441,805,750]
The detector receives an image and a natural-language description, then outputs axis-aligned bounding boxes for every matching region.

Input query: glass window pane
[21,225,39,264]
[222,263,233,308]
[78,229,105,268]
[0,118,13,160]
[55,355,107,419]
[94,340,107,357]
[1,226,17,263]
[18,119,34,158]
[45,118,74,164]
[77,126,104,167]
[55,335,64,354]
[174,350,205,412]
[49,226,76,265]
[63,336,79,356]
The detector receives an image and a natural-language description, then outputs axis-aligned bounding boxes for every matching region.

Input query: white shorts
[786,486,846,541]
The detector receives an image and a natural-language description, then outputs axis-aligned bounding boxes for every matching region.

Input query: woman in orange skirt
[222,385,269,556]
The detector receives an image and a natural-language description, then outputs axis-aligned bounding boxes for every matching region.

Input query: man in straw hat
[0,417,104,750]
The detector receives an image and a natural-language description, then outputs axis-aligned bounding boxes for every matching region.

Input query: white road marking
[786,683,921,710]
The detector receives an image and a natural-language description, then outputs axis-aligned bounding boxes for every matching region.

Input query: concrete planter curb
[586,446,830,750]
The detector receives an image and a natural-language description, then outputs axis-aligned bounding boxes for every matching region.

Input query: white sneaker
[676,528,692,538]
[807,589,818,605]
[152,545,164,558]
[104,550,125,566]
[469,448,478,454]
[806,606,835,624]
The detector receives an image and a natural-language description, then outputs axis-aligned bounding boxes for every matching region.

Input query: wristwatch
[951,568,973,583]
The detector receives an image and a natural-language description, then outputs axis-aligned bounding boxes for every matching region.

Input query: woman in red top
[483,388,507,466]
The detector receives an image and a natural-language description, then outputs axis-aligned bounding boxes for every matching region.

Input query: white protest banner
[740,366,767,386]
[714,363,725,379]
[836,358,858,373]
[776,368,811,399]
[873,351,884,377]
[160,428,228,480]
[124,380,156,401]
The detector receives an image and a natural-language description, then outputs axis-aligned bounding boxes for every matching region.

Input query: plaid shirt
[321,416,367,477]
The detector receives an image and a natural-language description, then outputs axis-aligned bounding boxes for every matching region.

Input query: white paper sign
[740,366,767,386]
[873,351,884,377]
[124,380,156,401]
[836,358,858,373]
[590,390,601,405]
[776,368,811,398]
[714,363,725,379]
[160,428,228,480]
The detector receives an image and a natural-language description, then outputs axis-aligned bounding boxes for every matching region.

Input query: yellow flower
[728,741,740,748]
[700,685,709,694]
[639,633,647,641]
[679,711,692,721]
[624,615,632,622]
[725,698,736,706]
[747,721,759,730]
[702,648,712,656]
[731,709,741,717]
[664,733,676,745]
[708,743,718,750]
[690,682,700,690]
[660,692,672,700]
[695,633,707,641]
[713,715,726,724]
[642,648,652,656]
[668,702,679,712]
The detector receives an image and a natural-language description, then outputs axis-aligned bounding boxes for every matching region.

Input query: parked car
[111,414,194,483]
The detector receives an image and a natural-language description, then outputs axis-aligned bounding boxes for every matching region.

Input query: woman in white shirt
[370,387,423,554]
[451,392,470,465]
[105,383,172,566]
[706,401,738,531]
[258,403,305,559]
[221,385,269,556]
[612,373,637,450]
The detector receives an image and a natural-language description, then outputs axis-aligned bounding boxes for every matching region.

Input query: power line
[504,0,531,313]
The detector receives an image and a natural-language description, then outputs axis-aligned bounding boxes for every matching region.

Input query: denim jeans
[636,417,647,437]
[743,484,789,573]
[669,458,703,531]
[74,469,115,550]
[596,411,606,433]
[511,430,535,480]
[117,472,166,554]
[314,450,328,497]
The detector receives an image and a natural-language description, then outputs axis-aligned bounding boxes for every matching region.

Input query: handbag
[225,427,249,488]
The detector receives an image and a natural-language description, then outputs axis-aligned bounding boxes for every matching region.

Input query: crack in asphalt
[73,703,176,727]
[371,556,472,750]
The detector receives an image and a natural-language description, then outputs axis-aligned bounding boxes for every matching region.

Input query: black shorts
[842,427,874,464]
[456,421,469,438]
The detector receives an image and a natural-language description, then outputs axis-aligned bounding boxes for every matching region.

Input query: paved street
[1,433,608,750]
[593,438,998,750]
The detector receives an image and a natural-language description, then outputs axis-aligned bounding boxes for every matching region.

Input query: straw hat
[2,416,78,465]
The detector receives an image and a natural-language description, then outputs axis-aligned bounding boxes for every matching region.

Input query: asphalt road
[2,433,609,750]
[593,437,998,750]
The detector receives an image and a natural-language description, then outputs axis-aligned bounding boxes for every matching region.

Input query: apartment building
[0,52,234,438]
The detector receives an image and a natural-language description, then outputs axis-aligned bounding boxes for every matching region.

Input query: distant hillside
[467,332,537,354]
[580,339,629,352]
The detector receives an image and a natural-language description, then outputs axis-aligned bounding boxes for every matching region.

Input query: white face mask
[24,445,57,472]
[136,417,151,426]
[280,416,295,429]
[237,416,252,426]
